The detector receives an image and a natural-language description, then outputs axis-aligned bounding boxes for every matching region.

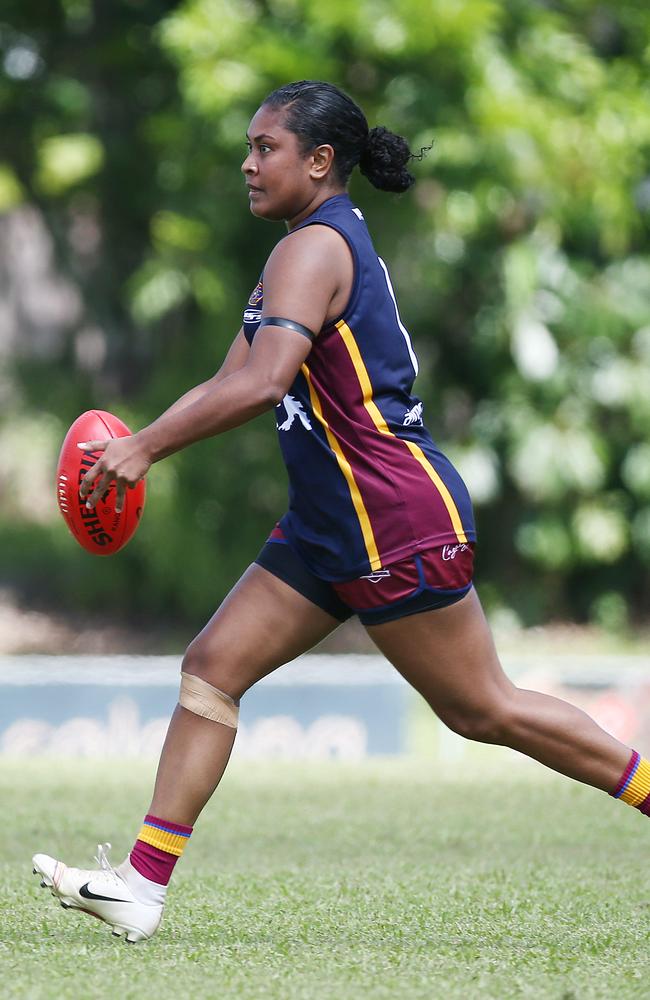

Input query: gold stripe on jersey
[301,362,382,570]
[335,320,468,545]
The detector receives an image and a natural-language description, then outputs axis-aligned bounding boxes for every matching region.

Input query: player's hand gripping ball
[56,410,146,555]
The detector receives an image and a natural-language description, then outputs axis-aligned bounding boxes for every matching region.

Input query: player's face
[242,105,330,226]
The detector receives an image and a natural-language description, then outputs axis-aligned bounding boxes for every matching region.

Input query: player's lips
[246,184,263,194]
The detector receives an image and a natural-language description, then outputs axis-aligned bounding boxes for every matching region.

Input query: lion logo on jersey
[248,279,263,306]
[277,395,312,432]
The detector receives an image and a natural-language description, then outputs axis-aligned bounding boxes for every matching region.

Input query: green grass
[2,757,650,999]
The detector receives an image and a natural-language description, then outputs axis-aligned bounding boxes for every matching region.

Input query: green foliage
[1,0,649,628]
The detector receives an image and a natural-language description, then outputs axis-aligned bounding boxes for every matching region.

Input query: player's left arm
[80,226,348,508]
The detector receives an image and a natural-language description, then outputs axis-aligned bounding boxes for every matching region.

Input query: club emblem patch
[248,279,263,306]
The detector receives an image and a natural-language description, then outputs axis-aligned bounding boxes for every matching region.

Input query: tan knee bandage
[179,671,239,728]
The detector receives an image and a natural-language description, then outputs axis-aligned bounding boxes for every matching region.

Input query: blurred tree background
[1,0,649,632]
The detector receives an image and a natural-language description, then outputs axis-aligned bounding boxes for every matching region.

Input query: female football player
[33,81,649,942]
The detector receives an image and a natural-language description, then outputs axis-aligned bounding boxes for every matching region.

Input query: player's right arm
[157,328,250,419]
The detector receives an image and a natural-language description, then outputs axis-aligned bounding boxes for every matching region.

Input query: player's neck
[286,187,347,231]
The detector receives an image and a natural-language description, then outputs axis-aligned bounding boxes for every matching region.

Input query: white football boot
[32,843,163,942]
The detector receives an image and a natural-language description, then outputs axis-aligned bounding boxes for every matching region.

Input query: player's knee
[181,635,214,680]
[181,635,241,701]
[179,638,240,728]
[440,698,515,745]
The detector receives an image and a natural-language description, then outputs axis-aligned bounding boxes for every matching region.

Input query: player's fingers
[115,481,126,515]
[84,472,112,510]
[77,440,108,452]
[79,459,104,498]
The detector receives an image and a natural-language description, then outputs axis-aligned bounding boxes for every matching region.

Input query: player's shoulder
[278,219,348,256]
[265,220,349,281]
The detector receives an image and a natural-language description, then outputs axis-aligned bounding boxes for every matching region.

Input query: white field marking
[377,256,419,376]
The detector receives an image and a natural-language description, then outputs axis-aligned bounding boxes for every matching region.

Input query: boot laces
[93,843,122,886]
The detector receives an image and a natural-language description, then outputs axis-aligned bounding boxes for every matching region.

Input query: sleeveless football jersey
[243,193,475,581]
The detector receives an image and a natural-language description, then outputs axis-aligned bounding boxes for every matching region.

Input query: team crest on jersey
[243,308,261,324]
[248,279,263,306]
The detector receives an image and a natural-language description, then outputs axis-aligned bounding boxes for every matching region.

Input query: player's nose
[241,152,256,175]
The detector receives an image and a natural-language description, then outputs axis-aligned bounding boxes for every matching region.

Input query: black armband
[258,316,315,341]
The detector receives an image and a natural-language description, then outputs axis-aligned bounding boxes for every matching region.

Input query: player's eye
[259,144,271,154]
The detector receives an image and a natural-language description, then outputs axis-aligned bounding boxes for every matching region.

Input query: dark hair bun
[359,126,415,193]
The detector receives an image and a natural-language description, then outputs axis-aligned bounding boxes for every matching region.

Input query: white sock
[116,856,167,906]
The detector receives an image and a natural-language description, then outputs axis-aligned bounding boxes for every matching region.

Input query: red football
[56,409,146,556]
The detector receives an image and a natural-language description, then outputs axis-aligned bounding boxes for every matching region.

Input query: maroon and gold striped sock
[611,750,650,815]
[129,814,193,885]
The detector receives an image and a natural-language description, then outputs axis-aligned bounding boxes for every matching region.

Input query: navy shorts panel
[255,539,354,623]
[255,532,475,626]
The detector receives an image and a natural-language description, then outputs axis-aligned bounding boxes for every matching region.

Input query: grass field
[2,756,650,999]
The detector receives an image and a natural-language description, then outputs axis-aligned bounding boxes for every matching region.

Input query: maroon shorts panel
[332,543,475,611]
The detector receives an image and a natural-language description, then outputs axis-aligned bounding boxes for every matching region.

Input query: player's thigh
[183,562,342,699]
[364,587,515,720]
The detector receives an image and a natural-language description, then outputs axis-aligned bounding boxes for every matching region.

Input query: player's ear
[309,144,335,180]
